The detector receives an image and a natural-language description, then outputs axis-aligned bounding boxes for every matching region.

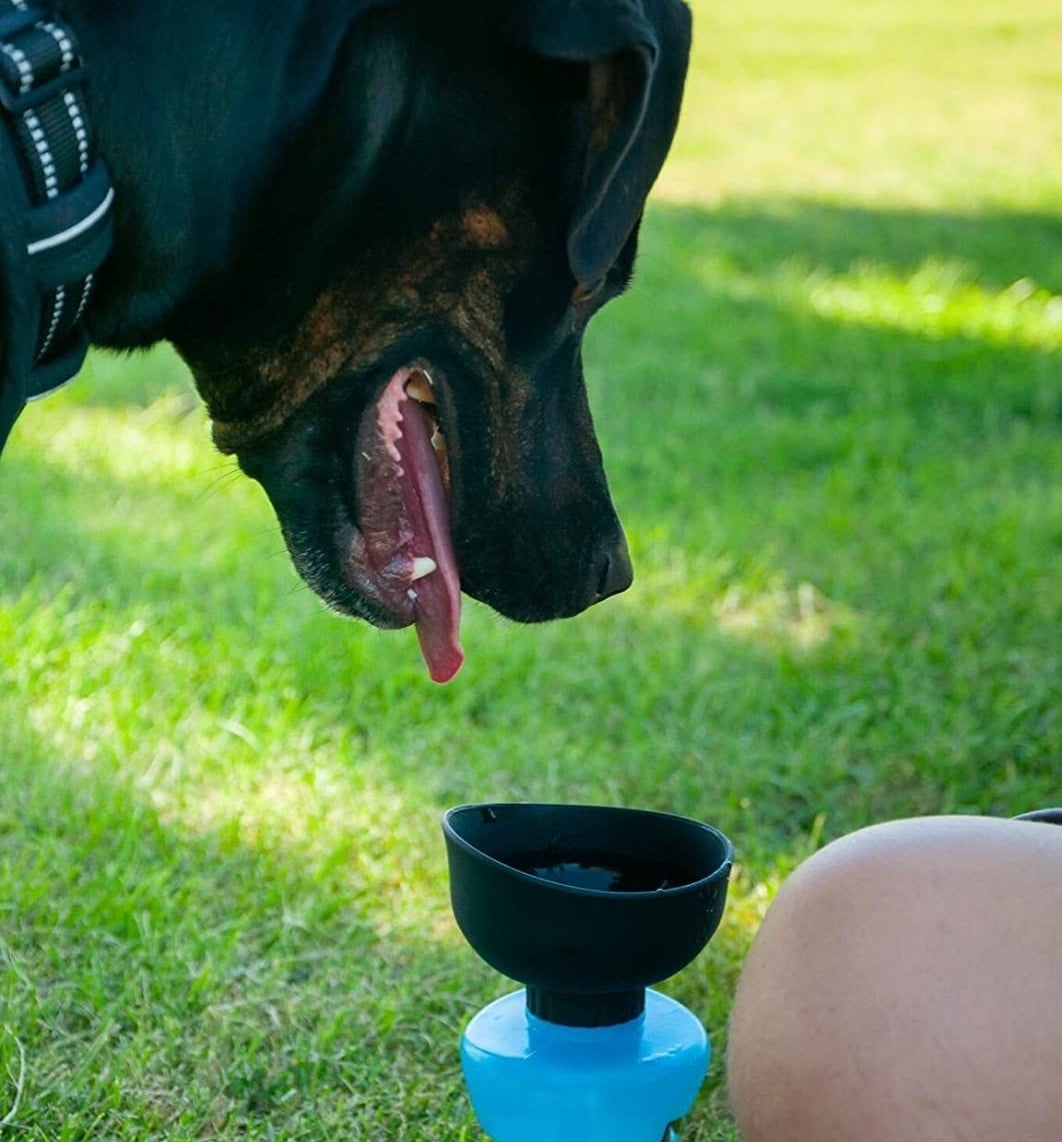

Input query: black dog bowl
[443,802,733,1026]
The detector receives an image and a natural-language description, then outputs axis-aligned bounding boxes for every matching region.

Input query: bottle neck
[526,986,646,1027]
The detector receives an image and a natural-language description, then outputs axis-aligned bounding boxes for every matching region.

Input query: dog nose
[591,534,633,604]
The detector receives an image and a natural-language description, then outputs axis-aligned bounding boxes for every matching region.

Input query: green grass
[1,0,1060,1137]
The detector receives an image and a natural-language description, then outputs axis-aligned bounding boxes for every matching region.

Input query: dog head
[172,0,692,681]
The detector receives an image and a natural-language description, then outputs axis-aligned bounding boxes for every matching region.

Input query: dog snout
[456,502,633,623]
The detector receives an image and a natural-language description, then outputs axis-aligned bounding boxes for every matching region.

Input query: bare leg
[727,816,1062,1141]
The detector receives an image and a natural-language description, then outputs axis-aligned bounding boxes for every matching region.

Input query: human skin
[728,815,1062,1142]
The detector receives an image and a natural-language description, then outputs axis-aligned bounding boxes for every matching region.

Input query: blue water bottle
[442,803,733,1142]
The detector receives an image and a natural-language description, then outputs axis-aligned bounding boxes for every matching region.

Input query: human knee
[727,816,1062,1141]
[727,821,929,1139]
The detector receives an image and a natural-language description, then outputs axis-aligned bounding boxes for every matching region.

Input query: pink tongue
[394,395,464,683]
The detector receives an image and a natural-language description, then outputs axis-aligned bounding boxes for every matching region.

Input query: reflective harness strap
[0,0,114,448]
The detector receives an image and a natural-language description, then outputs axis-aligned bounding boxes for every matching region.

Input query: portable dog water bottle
[443,803,733,1142]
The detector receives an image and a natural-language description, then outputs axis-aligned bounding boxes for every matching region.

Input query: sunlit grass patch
[664,0,1062,209]
[16,393,219,489]
[687,241,1061,355]
[798,260,1060,350]
[712,579,857,650]
[616,536,861,653]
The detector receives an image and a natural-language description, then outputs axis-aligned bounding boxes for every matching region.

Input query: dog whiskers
[192,462,244,505]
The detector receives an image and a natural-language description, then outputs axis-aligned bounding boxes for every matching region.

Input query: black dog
[0,0,691,681]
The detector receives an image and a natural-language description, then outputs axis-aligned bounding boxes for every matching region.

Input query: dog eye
[572,278,606,306]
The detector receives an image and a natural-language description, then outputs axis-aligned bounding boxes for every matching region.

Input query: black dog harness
[0,0,113,451]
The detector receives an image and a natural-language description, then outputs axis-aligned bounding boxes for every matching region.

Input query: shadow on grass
[647,198,1062,292]
[601,199,1060,437]
[0,718,481,1138]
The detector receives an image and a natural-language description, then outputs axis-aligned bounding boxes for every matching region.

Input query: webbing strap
[0,0,114,449]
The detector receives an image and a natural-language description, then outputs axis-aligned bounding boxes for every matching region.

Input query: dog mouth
[237,349,632,686]
[342,363,464,683]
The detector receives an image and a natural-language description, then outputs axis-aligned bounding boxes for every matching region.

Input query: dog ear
[505,0,692,288]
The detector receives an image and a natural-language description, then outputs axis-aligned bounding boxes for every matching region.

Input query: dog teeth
[406,370,447,453]
[411,556,437,581]
[405,374,434,404]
